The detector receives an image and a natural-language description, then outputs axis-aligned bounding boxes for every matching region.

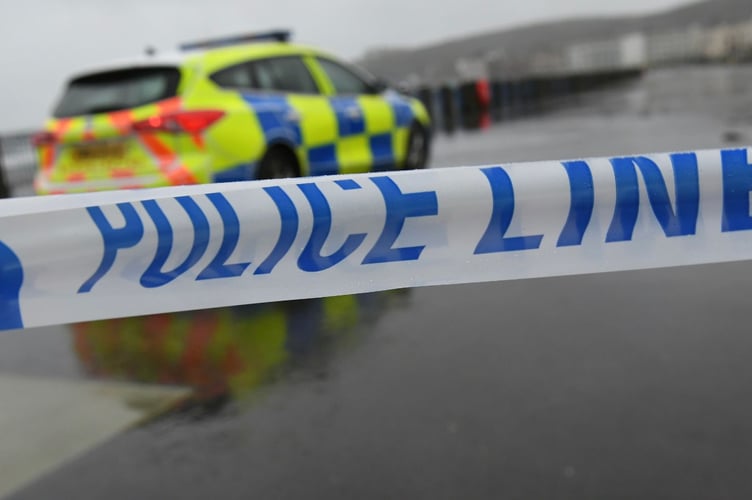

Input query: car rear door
[244,56,340,176]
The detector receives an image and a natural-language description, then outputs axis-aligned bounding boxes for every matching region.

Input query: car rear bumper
[32,151,223,195]
[34,172,171,195]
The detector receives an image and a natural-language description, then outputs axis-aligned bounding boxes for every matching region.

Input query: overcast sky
[0,0,695,132]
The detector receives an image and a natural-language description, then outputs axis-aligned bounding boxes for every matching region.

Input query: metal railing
[0,132,37,198]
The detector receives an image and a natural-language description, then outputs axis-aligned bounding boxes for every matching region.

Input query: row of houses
[454,19,752,81]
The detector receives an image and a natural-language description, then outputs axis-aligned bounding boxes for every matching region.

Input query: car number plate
[72,143,125,161]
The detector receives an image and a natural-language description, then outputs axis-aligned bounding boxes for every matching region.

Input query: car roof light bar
[179,30,291,51]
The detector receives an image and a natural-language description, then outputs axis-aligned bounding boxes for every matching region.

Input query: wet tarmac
[6,65,752,499]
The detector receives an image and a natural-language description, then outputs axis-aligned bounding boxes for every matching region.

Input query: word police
[79,149,752,292]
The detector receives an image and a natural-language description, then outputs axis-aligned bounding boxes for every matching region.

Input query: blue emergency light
[179,30,291,51]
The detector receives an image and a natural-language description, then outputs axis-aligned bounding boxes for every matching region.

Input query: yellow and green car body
[33,35,431,195]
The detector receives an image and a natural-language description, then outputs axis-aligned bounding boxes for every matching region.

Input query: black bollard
[0,138,9,199]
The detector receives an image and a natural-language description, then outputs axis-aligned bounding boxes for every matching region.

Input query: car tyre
[258,147,299,179]
[404,123,429,170]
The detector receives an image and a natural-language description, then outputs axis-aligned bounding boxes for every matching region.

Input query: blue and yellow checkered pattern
[241,92,417,176]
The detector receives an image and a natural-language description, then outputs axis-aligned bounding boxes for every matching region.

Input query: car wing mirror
[369,77,390,94]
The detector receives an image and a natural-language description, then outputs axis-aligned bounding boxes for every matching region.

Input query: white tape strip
[3,147,752,331]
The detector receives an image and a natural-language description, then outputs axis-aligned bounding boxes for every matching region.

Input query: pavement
[4,65,752,499]
[0,376,188,498]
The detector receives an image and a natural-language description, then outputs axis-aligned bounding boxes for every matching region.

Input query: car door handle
[285,110,300,123]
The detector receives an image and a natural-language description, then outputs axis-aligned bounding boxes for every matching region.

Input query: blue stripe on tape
[0,241,23,330]
[558,161,595,247]
[335,179,361,190]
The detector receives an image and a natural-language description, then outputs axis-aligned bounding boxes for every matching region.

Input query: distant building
[705,20,752,61]
[566,33,646,74]
[646,26,706,66]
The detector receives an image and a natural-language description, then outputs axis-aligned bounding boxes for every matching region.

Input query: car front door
[311,57,400,173]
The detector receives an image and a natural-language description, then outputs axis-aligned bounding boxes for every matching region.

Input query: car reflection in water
[70,290,409,414]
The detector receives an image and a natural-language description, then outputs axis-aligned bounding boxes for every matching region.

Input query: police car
[33,30,431,194]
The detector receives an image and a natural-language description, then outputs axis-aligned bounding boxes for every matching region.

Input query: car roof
[191,42,331,73]
[66,52,188,81]
[66,42,334,81]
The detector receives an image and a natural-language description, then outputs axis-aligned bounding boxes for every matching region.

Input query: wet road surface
[5,66,752,499]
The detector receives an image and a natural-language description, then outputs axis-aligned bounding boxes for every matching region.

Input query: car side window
[210,64,254,89]
[250,57,319,94]
[316,58,374,95]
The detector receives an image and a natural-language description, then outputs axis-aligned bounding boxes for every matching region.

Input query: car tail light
[31,131,58,147]
[132,110,225,134]
[132,115,170,133]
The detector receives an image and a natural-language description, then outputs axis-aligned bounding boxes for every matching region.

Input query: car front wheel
[404,123,429,170]
[257,147,299,180]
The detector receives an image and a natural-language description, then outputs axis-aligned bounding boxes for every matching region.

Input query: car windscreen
[53,66,181,118]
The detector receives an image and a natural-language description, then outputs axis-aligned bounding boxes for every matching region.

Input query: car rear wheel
[257,147,299,180]
[404,123,429,170]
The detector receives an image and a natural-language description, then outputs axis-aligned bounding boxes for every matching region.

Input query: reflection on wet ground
[69,291,411,411]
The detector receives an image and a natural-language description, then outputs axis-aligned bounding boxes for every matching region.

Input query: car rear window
[53,66,181,118]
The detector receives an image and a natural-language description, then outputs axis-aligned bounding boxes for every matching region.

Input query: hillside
[359,0,751,82]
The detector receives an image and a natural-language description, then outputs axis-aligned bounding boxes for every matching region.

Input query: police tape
[3,147,752,331]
